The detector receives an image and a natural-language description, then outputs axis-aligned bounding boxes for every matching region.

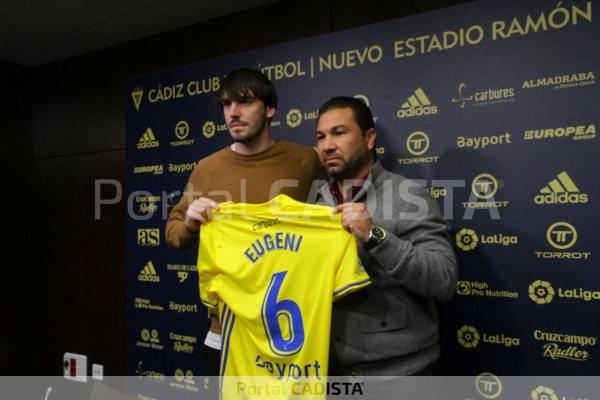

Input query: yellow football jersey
[197,195,370,395]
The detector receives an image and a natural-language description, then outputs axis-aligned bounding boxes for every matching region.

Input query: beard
[229,116,269,144]
[326,148,371,180]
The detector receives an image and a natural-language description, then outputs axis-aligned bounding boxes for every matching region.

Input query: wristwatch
[363,225,386,251]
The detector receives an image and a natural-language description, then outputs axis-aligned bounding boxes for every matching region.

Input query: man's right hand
[185,197,220,233]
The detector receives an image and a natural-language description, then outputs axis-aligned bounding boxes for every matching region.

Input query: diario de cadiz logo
[535,221,590,260]
[535,172,588,205]
[131,87,144,111]
[167,264,196,283]
[398,131,439,164]
[138,261,160,283]
[137,127,159,150]
[534,329,596,362]
[202,120,227,138]
[452,82,515,108]
[455,227,518,251]
[170,369,198,392]
[475,373,502,400]
[531,386,559,400]
[136,328,164,350]
[133,164,164,175]
[458,325,520,349]
[463,173,509,209]
[524,124,596,141]
[523,71,595,90]
[457,132,511,150]
[529,279,600,304]
[170,121,195,147]
[457,280,518,299]
[135,297,164,311]
[397,87,438,119]
[170,332,197,354]
[137,228,160,246]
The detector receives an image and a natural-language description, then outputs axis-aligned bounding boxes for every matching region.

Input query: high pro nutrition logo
[457,280,518,300]
[457,325,520,349]
[534,171,588,205]
[398,131,439,164]
[137,128,159,149]
[396,88,438,119]
[535,221,590,260]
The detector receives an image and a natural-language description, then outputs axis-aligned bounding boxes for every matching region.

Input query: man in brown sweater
[165,68,325,377]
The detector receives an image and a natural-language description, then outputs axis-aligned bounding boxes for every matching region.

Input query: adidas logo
[534,171,588,205]
[138,261,160,283]
[397,88,438,119]
[137,128,159,149]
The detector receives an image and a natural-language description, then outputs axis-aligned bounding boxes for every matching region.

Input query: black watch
[363,225,386,251]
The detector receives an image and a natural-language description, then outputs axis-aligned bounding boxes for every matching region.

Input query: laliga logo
[529,280,555,305]
[531,385,559,400]
[547,222,577,250]
[202,121,216,138]
[472,173,500,199]
[286,109,303,128]
[175,121,190,140]
[452,82,473,108]
[457,325,480,348]
[456,228,478,251]
[406,131,430,155]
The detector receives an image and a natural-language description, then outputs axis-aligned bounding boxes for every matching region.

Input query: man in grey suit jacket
[315,96,458,376]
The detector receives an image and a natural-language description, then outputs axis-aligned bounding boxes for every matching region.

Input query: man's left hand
[334,203,373,244]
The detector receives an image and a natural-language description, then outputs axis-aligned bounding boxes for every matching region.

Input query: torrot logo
[138,261,160,283]
[529,280,555,305]
[137,128,159,149]
[131,87,144,111]
[457,325,480,348]
[286,109,302,128]
[535,171,588,205]
[175,121,190,140]
[472,173,499,199]
[546,222,577,250]
[531,386,559,400]
[475,373,502,400]
[456,228,478,251]
[397,88,438,119]
[406,131,430,155]
[137,229,160,246]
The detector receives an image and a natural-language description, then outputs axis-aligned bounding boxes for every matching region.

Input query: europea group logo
[534,171,588,205]
[397,88,438,119]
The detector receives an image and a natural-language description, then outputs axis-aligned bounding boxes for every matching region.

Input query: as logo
[286,109,302,128]
[531,386,559,400]
[457,325,480,348]
[131,87,144,111]
[472,173,499,199]
[138,261,160,283]
[406,131,430,155]
[456,228,478,251]
[137,229,160,246]
[137,128,159,149]
[457,281,471,295]
[175,121,190,140]
[546,222,577,250]
[397,88,438,119]
[202,121,216,138]
[529,280,555,304]
[535,171,588,205]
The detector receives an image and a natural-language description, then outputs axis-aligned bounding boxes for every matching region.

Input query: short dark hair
[317,96,375,134]
[218,68,277,109]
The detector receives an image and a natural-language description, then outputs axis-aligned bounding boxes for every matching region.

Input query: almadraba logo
[455,228,518,251]
[457,325,520,349]
[535,171,588,205]
[137,127,159,149]
[286,109,303,128]
[396,88,438,119]
[138,261,160,283]
[131,87,144,111]
[452,82,515,108]
[523,71,595,90]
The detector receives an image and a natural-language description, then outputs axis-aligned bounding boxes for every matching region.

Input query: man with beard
[315,96,457,377]
[166,68,325,378]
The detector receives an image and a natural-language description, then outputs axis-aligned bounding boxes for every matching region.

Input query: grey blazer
[319,162,458,375]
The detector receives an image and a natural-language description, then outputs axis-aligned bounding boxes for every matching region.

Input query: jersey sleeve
[333,233,371,301]
[197,224,221,309]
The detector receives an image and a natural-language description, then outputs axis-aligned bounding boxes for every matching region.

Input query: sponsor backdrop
[126,0,599,387]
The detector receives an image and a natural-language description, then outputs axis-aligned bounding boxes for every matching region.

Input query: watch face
[371,226,386,241]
